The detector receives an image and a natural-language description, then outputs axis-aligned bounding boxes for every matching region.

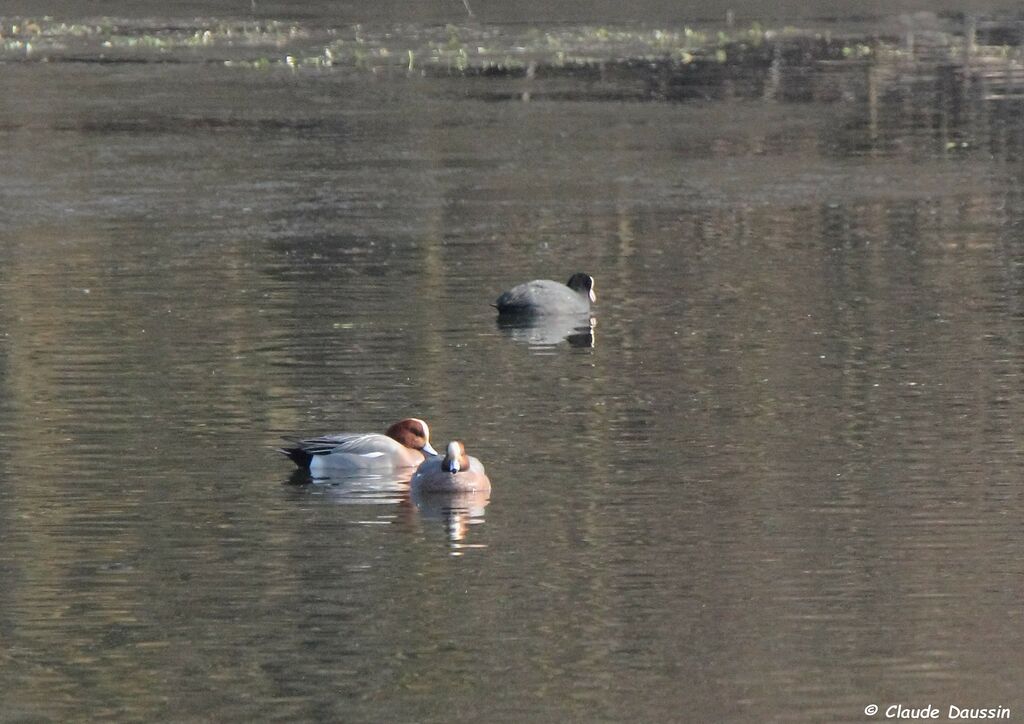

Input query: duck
[494,272,595,317]
[278,418,437,476]
[411,441,491,493]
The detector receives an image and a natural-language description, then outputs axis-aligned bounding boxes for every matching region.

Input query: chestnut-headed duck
[494,272,595,317]
[411,441,491,493]
[278,418,437,476]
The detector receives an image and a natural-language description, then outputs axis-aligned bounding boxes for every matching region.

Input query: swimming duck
[411,441,491,493]
[494,272,595,317]
[278,418,437,476]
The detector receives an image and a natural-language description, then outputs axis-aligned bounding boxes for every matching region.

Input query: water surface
[1,14,1023,723]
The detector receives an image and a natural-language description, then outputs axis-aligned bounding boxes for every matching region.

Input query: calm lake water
[1,13,1023,723]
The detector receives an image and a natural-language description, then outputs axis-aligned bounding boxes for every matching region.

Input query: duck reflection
[284,468,413,506]
[410,487,490,553]
[496,314,595,349]
[282,470,489,551]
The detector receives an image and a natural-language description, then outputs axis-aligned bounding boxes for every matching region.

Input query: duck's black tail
[276,444,312,469]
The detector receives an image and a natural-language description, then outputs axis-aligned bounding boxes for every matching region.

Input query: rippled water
[1,13,1024,723]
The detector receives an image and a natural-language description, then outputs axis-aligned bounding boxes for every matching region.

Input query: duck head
[442,440,471,473]
[386,418,438,456]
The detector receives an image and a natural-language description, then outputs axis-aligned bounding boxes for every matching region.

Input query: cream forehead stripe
[413,418,429,440]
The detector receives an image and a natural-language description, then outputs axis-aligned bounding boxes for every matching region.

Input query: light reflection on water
[284,471,490,552]
[1,17,1024,723]
[496,314,597,351]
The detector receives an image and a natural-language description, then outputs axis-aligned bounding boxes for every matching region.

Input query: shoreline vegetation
[0,13,1021,91]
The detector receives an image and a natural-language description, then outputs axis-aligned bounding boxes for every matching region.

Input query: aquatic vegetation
[1,13,1021,92]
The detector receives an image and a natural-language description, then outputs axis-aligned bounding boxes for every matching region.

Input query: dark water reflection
[284,471,489,552]
[496,314,596,350]
[1,18,1024,723]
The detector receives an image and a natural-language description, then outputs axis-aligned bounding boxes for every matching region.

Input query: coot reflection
[497,314,595,348]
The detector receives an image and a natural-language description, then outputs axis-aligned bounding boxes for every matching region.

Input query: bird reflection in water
[284,468,412,503]
[496,314,595,349]
[410,487,490,555]
[283,470,489,552]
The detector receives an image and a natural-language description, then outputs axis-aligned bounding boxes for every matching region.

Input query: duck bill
[422,442,438,457]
